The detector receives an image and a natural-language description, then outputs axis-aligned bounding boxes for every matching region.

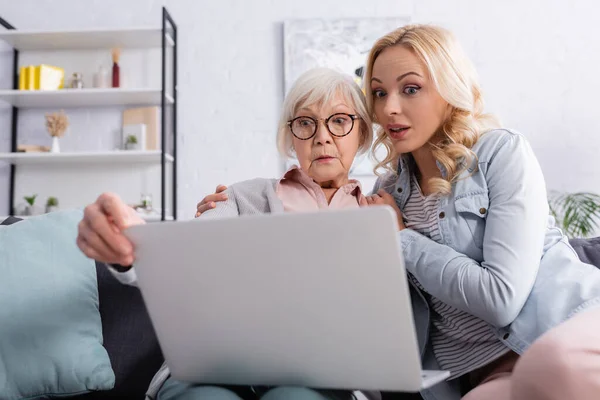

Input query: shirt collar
[281,164,364,197]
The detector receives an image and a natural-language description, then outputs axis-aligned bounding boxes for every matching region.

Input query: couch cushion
[569,236,600,268]
[2,215,164,399]
[0,210,115,399]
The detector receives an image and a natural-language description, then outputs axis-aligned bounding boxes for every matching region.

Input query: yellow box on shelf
[18,64,64,90]
[27,65,35,90]
[18,66,29,90]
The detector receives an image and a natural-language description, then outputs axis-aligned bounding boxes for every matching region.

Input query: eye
[372,89,386,99]
[403,86,420,95]
[331,115,350,125]
[297,118,314,127]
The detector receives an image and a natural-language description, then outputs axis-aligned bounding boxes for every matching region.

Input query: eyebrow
[371,71,422,84]
[297,103,352,114]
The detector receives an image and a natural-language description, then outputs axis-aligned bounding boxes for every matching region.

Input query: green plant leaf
[23,194,37,206]
[549,192,600,238]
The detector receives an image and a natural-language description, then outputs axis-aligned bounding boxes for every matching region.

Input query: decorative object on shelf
[132,194,161,220]
[17,144,50,153]
[69,72,84,89]
[19,66,26,90]
[111,47,121,88]
[139,193,153,211]
[23,194,37,215]
[45,110,69,153]
[123,107,159,150]
[93,66,109,88]
[19,64,64,91]
[124,135,138,150]
[549,191,600,238]
[45,196,59,213]
[122,123,146,151]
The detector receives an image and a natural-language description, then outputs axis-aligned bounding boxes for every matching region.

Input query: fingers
[77,194,139,265]
[77,235,103,261]
[366,190,400,208]
[195,202,215,217]
[203,192,228,205]
[78,218,117,260]
[77,220,133,265]
[77,228,133,266]
[97,192,132,230]
[195,188,229,217]
[83,204,133,258]
[365,193,384,206]
[215,184,227,193]
[377,189,395,201]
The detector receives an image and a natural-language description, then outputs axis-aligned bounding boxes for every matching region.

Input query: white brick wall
[1,0,599,219]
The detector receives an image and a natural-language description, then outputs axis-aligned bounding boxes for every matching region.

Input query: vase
[51,137,60,153]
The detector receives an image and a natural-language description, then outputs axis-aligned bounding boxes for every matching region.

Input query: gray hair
[276,67,373,158]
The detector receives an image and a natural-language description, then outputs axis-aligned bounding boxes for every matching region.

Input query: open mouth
[387,125,410,139]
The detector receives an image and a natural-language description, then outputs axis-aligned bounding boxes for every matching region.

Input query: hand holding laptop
[77,192,145,266]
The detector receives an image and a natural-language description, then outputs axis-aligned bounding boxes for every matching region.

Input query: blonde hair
[277,67,373,158]
[364,24,500,195]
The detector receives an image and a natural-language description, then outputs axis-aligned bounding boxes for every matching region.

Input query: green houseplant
[23,194,37,216]
[46,196,59,213]
[125,134,138,150]
[549,191,600,238]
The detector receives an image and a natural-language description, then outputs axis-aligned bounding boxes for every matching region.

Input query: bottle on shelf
[111,48,121,88]
[93,66,109,88]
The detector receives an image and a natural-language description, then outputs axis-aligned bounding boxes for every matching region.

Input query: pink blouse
[276,166,367,212]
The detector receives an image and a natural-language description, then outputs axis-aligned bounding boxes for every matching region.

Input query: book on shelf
[19,64,64,91]
[122,106,160,150]
[16,144,50,153]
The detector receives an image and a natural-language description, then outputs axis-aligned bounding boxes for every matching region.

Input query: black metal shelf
[0,7,178,221]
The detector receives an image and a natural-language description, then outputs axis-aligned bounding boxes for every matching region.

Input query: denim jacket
[373,128,600,400]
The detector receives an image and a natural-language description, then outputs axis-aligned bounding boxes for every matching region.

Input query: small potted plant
[124,135,138,150]
[46,196,59,213]
[23,194,37,215]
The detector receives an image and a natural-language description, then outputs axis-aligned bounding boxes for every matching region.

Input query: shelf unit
[0,88,174,108]
[0,26,174,50]
[0,7,178,221]
[0,150,174,165]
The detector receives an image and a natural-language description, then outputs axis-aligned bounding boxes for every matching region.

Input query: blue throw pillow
[0,209,115,399]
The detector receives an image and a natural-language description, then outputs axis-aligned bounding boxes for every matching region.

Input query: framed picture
[283,16,410,177]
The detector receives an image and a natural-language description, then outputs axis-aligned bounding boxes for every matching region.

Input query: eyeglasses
[287,113,360,140]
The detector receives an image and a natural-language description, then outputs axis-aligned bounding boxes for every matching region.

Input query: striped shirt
[403,174,509,379]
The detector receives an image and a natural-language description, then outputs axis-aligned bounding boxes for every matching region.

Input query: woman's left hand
[365,189,406,230]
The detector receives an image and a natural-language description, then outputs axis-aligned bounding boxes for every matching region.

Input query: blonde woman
[76,67,380,400]
[198,25,600,400]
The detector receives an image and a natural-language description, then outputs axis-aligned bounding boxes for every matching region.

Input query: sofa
[1,215,164,399]
[1,214,599,400]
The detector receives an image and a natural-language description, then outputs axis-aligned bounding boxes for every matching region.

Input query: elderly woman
[76,67,382,400]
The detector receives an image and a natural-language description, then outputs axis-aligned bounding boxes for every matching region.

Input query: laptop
[124,206,449,393]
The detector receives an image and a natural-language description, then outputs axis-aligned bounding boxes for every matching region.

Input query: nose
[313,120,333,145]
[382,93,402,116]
